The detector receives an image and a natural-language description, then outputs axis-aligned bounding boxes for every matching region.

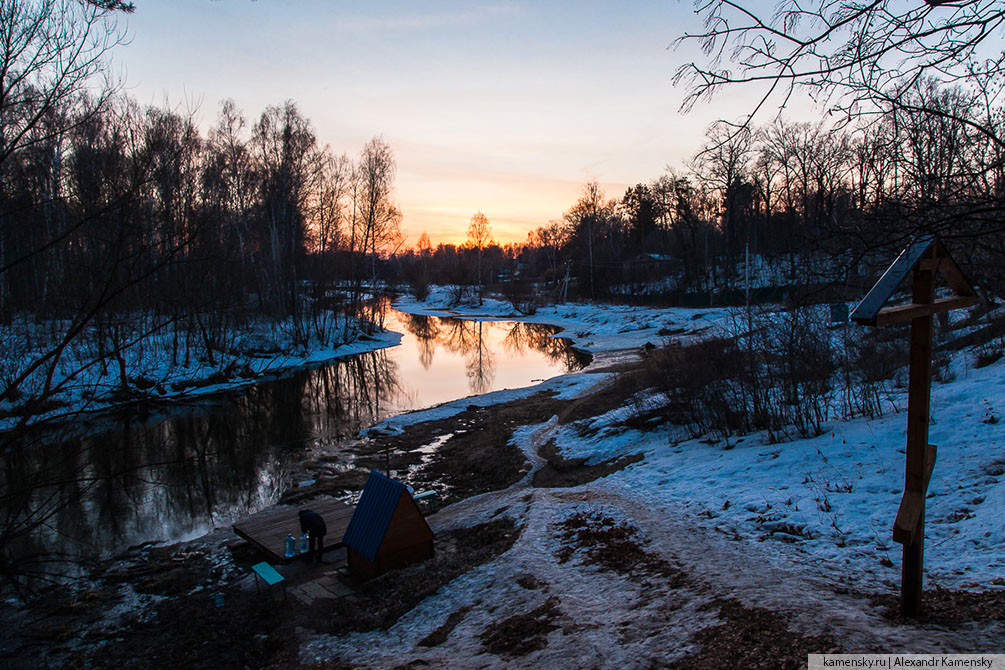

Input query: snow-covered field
[562,360,1005,589]
[301,290,1005,666]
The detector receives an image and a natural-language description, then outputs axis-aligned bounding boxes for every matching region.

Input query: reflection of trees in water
[464,321,495,394]
[398,312,440,370]
[1,380,313,589]
[402,312,590,392]
[0,351,406,590]
[400,313,496,393]
[438,318,478,356]
[299,349,404,436]
[502,322,590,373]
[432,319,496,394]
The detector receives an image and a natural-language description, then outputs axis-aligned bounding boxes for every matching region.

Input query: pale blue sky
[116,1,763,245]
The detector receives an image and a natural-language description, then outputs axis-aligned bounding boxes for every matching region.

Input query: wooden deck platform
[232,498,355,564]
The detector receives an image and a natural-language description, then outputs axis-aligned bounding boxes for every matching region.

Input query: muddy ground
[3,357,1005,668]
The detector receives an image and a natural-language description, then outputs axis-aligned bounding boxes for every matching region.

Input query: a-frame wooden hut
[341,471,434,579]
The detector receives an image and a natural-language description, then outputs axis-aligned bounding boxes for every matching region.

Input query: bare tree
[308,147,351,343]
[0,0,127,310]
[674,0,1005,300]
[416,231,432,258]
[528,219,564,285]
[564,180,615,300]
[0,0,126,166]
[466,210,492,302]
[651,170,711,291]
[674,0,1005,149]
[204,100,256,301]
[252,101,319,340]
[349,136,400,333]
[690,121,752,279]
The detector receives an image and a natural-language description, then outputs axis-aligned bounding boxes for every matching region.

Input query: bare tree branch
[674,0,1005,135]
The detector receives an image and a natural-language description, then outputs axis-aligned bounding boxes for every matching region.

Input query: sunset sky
[117,1,767,247]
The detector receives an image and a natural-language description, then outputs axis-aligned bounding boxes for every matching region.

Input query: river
[1,307,589,575]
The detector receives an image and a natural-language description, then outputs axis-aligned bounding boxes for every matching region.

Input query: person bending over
[298,509,327,563]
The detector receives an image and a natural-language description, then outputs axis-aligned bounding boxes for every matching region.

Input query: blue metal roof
[342,470,405,562]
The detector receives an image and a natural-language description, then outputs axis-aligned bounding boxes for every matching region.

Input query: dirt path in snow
[301,413,1001,669]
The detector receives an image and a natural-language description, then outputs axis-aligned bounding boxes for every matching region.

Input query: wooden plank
[905,296,934,489]
[933,241,978,297]
[924,443,937,493]
[232,497,355,564]
[902,514,925,616]
[892,444,936,545]
[850,237,935,324]
[893,492,924,545]
[900,266,935,617]
[871,295,978,326]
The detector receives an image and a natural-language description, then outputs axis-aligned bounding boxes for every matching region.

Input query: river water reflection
[2,308,589,573]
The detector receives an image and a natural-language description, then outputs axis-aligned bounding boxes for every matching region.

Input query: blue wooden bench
[414,489,438,512]
[251,561,286,600]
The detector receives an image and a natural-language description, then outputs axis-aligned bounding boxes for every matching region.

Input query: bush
[447,284,474,306]
[409,273,430,301]
[643,337,750,440]
[642,306,840,443]
[932,349,955,382]
[501,277,539,315]
[974,336,1004,368]
[842,331,907,419]
[752,309,837,438]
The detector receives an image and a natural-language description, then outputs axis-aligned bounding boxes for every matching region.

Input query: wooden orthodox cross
[850,237,977,616]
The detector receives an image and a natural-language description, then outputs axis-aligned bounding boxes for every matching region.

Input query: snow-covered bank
[304,359,1005,667]
[365,371,608,436]
[394,285,740,354]
[0,319,402,433]
[555,355,1005,592]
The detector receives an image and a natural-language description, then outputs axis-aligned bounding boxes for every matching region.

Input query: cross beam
[895,253,937,615]
[869,295,976,326]
[850,238,977,617]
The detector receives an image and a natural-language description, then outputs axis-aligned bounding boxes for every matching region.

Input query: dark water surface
[1,308,588,574]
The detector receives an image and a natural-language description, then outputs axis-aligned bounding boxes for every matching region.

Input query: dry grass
[555,511,684,584]
[478,596,562,658]
[665,598,838,670]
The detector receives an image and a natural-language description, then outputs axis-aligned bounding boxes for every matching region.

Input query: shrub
[974,336,1005,368]
[409,273,430,301]
[501,277,539,315]
[643,336,750,440]
[840,330,907,419]
[642,305,841,443]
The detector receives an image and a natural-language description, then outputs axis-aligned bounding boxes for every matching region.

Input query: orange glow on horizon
[395,176,634,251]
[399,210,543,249]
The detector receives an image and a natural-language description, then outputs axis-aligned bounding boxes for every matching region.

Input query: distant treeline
[397,79,1005,306]
[2,91,404,396]
[0,4,411,422]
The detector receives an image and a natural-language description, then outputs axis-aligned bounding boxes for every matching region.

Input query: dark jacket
[298,509,327,535]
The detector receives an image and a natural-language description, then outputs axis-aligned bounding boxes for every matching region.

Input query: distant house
[341,470,434,579]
